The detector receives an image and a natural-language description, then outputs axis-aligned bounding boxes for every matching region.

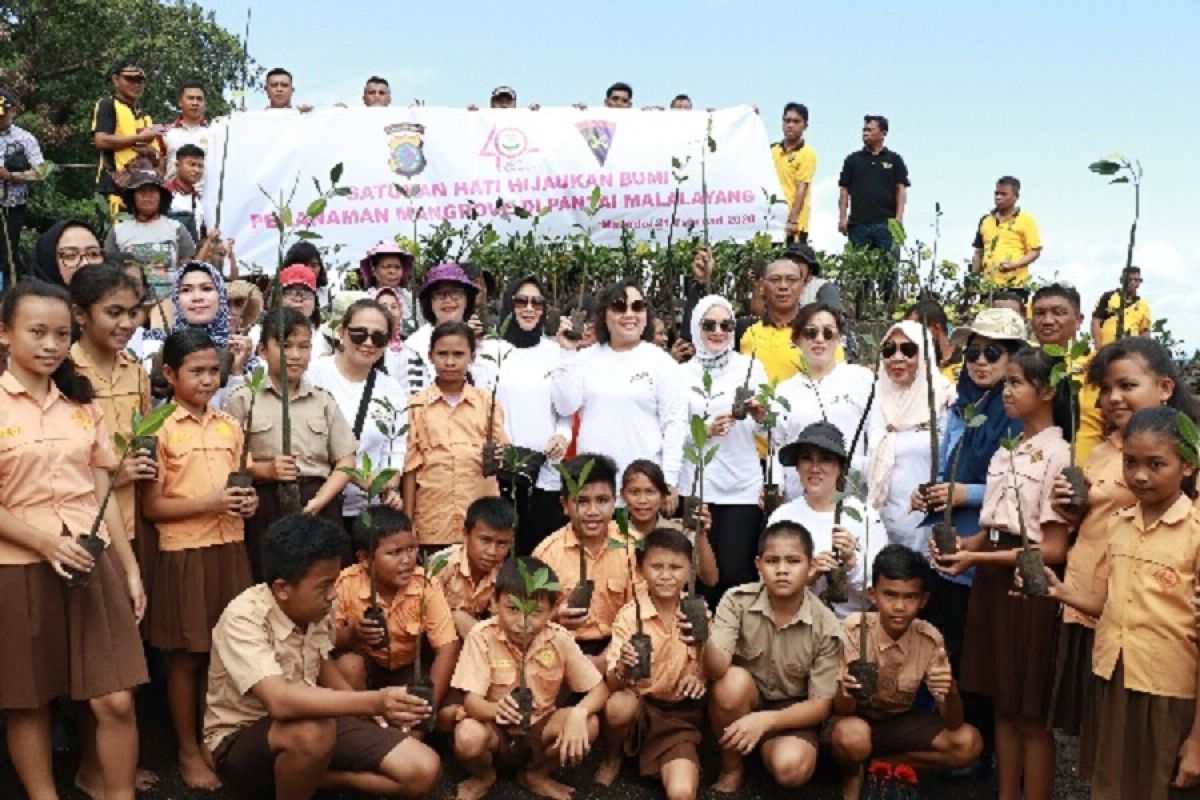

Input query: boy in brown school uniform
[204,513,441,799]
[451,557,609,800]
[435,497,516,639]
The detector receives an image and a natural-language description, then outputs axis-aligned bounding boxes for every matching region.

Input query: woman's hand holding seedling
[43,531,95,578]
[544,434,568,461]
[831,525,858,568]
[555,317,579,351]
[707,413,736,438]
[910,482,962,513]
[929,535,974,577]
[212,486,255,517]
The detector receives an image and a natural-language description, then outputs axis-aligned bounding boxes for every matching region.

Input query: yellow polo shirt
[1093,292,1152,347]
[974,209,1042,288]
[771,141,817,232]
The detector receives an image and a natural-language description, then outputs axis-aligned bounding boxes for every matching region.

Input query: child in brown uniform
[436,497,516,639]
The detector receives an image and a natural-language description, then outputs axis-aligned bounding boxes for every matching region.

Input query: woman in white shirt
[552,281,687,510]
[866,320,955,553]
[306,297,407,532]
[773,303,875,499]
[396,262,490,396]
[679,294,768,604]
[478,275,572,553]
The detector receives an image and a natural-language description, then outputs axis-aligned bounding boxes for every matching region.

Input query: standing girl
[1047,406,1200,800]
[0,280,148,800]
[142,329,256,790]
[622,459,718,588]
[934,347,1071,800]
[403,321,508,548]
[1047,338,1200,736]
[226,307,357,578]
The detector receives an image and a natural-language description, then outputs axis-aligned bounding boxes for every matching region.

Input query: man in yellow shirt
[92,62,161,219]
[770,103,816,244]
[970,176,1042,295]
[1090,266,1152,346]
[1031,283,1103,464]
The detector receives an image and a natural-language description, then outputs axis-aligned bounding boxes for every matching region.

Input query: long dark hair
[1,280,94,403]
[1010,346,1071,432]
[1088,338,1200,424]
[1123,406,1199,498]
[69,264,141,311]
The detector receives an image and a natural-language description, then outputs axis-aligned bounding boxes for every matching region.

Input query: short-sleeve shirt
[533,521,641,642]
[226,381,358,479]
[0,372,119,565]
[709,582,844,703]
[842,612,944,717]
[435,543,499,618]
[971,209,1042,288]
[334,565,458,669]
[203,584,336,752]
[0,123,45,207]
[154,407,245,551]
[1092,496,1200,699]
[838,147,910,225]
[70,343,150,538]
[979,426,1070,544]
[103,218,197,304]
[91,96,156,195]
[1092,291,1152,347]
[403,383,506,546]
[771,141,817,232]
[607,593,702,702]
[451,617,601,725]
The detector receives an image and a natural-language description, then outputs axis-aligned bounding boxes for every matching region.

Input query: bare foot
[519,770,575,800]
[457,771,497,800]
[179,750,223,791]
[712,767,745,794]
[593,755,622,786]
[136,768,160,791]
[73,770,104,800]
[842,767,864,800]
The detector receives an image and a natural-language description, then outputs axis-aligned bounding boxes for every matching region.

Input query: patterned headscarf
[168,261,231,347]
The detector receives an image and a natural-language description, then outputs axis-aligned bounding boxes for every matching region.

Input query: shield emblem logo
[385,122,427,177]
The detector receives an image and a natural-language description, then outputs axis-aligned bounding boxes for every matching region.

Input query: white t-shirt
[767,494,885,620]
[306,355,407,515]
[164,123,211,192]
[679,351,766,506]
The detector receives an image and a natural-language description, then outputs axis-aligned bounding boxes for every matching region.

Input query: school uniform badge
[386,123,427,178]
[534,646,558,669]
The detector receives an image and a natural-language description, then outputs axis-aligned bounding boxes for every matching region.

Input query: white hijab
[867,320,956,509]
[690,294,736,372]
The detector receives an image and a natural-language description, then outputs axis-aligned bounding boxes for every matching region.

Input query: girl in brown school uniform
[1046,406,1200,800]
[0,280,148,800]
[932,347,1071,800]
[142,329,257,790]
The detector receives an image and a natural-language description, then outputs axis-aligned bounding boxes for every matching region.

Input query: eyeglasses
[346,327,389,348]
[965,343,1007,364]
[801,325,837,342]
[282,286,313,301]
[764,275,803,287]
[881,340,919,359]
[57,248,105,268]
[432,287,466,301]
[701,319,735,333]
[609,298,647,314]
[512,294,546,309]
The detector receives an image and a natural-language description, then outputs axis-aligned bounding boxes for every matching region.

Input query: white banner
[202,105,786,271]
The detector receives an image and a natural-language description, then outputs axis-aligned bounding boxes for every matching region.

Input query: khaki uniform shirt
[842,612,944,717]
[710,582,844,702]
[226,381,357,479]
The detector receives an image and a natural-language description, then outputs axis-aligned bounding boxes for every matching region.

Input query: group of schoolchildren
[1,244,1200,800]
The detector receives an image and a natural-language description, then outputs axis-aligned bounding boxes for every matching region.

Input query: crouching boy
[451,557,609,800]
[436,497,516,639]
[594,528,708,800]
[702,520,844,793]
[203,513,441,798]
[827,544,982,800]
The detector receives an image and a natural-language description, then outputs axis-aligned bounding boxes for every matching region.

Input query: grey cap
[779,420,848,467]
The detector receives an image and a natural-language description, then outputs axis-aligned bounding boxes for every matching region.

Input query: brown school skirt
[245,477,345,581]
[959,540,1061,718]
[1079,659,1200,800]
[1047,621,1097,735]
[145,542,252,653]
[628,697,703,776]
[0,553,148,710]
[212,714,408,797]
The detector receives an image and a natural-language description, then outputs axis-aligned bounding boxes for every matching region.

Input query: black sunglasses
[512,294,546,309]
[701,319,735,333]
[965,343,1007,364]
[346,327,389,348]
[801,325,837,342]
[881,340,919,359]
[609,298,647,314]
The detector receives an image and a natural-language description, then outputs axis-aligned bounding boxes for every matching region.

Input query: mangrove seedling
[756,379,790,515]
[228,365,266,489]
[608,509,652,680]
[338,454,400,653]
[512,559,561,733]
[409,549,449,732]
[681,369,721,530]
[932,403,988,556]
[825,364,879,605]
[567,186,604,340]
[1088,155,1142,342]
[839,484,877,701]
[1045,337,1092,514]
[556,458,597,612]
[479,315,514,478]
[731,350,756,421]
[1000,432,1049,597]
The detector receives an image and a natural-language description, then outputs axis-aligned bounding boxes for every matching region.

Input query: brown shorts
[212,715,407,797]
[577,636,611,656]
[757,697,820,747]
[489,711,554,775]
[822,710,946,757]
[633,697,703,776]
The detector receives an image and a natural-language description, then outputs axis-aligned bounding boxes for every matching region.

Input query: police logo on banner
[385,122,427,177]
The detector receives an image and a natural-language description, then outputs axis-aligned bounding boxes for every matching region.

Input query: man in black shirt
[837,115,909,253]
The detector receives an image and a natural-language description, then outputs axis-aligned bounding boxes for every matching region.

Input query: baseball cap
[279,264,318,292]
[111,61,146,78]
[0,89,17,114]
[778,421,848,468]
[491,85,517,101]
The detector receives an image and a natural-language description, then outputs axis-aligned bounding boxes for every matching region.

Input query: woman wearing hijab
[373,287,408,376]
[866,319,955,553]
[31,219,106,287]
[680,294,767,604]
[477,275,572,553]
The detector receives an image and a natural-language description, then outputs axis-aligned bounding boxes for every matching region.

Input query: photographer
[0,88,44,287]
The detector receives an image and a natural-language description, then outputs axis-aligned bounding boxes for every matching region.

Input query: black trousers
[501,478,567,556]
[922,574,995,753]
[702,503,763,609]
[0,203,26,288]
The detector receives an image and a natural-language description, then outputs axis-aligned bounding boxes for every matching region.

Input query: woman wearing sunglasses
[866,320,956,553]
[680,295,767,604]
[477,275,572,553]
[773,303,875,500]
[396,262,493,398]
[308,297,407,531]
[554,281,688,513]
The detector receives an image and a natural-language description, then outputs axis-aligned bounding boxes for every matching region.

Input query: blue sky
[199,0,1200,348]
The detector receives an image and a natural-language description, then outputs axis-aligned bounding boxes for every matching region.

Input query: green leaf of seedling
[702,369,713,395]
[331,163,345,184]
[671,156,682,170]
[1000,436,1018,451]
[967,414,988,429]
[114,433,127,452]
[1049,363,1067,387]
[1070,337,1092,361]
[375,420,390,438]
[334,187,352,197]
[776,396,792,412]
[280,207,293,228]
[887,218,906,246]
[703,446,720,466]
[133,402,178,437]
[294,230,322,240]
[367,469,397,499]
[1088,160,1121,176]
[1110,176,1130,184]
[1042,344,1066,358]
[689,415,709,447]
[306,198,327,219]
[429,554,449,577]
[841,505,863,524]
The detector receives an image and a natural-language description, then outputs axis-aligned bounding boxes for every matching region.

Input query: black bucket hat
[779,420,847,467]
[782,243,821,276]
